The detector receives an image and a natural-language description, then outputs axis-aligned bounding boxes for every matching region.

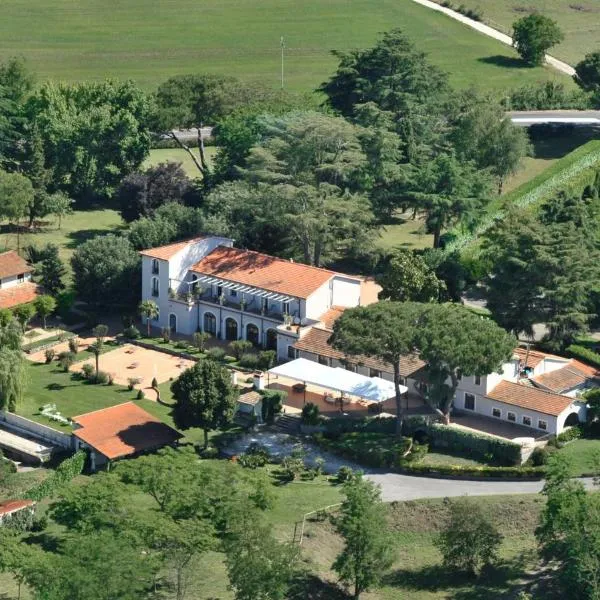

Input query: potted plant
[240,298,246,311]
[284,314,293,330]
[168,287,176,299]
[218,294,225,306]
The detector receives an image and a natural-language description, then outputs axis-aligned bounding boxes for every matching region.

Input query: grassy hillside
[439,0,599,65]
[0,0,571,92]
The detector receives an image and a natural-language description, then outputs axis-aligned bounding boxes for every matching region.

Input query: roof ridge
[496,378,571,398]
[213,246,339,276]
[72,401,136,422]
[139,236,206,255]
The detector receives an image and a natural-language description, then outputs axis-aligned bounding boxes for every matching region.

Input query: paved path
[508,110,600,126]
[411,0,575,76]
[368,472,597,502]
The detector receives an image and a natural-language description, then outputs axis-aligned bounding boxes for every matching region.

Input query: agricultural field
[445,0,600,65]
[0,0,571,93]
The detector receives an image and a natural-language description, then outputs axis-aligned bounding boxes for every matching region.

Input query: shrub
[261,389,286,424]
[301,402,320,426]
[68,337,79,354]
[556,426,583,443]
[238,452,268,469]
[31,515,48,532]
[257,350,276,371]
[281,454,305,481]
[136,389,145,400]
[95,370,109,385]
[123,325,140,339]
[239,353,259,369]
[206,347,226,361]
[567,344,600,369]
[530,446,551,466]
[403,418,521,466]
[435,499,503,576]
[161,327,171,343]
[44,348,55,364]
[192,331,210,352]
[229,340,253,360]
[337,465,356,483]
[151,377,158,389]
[107,373,114,385]
[127,377,141,391]
[58,351,76,372]
[199,445,219,459]
[81,363,95,380]
[175,340,189,350]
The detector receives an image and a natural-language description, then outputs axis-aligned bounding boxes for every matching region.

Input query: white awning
[268,358,405,403]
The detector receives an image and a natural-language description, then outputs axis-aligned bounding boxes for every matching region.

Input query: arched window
[203,312,216,335]
[265,329,277,351]
[169,313,177,333]
[225,318,238,341]
[246,323,260,346]
[151,277,159,297]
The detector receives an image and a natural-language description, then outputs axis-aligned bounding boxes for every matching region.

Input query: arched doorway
[169,313,177,334]
[265,329,277,351]
[225,318,238,341]
[203,312,216,335]
[564,413,580,427]
[246,323,260,346]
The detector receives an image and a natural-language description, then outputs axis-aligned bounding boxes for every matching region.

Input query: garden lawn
[439,0,600,65]
[0,208,123,282]
[376,213,434,252]
[143,147,217,179]
[0,0,571,93]
[557,438,600,477]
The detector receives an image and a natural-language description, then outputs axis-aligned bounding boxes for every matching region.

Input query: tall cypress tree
[39,243,66,296]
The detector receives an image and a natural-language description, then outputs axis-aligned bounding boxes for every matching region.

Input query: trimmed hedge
[403,417,522,466]
[398,463,545,479]
[22,332,76,353]
[567,344,600,369]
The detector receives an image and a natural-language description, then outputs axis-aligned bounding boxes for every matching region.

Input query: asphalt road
[367,472,597,502]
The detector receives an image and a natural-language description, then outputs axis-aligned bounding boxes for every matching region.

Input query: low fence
[0,411,73,450]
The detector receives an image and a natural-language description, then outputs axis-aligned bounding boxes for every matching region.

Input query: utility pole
[280,36,285,90]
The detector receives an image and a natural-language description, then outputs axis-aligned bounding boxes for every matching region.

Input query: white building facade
[140,237,364,362]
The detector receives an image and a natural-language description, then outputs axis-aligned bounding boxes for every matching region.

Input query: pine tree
[39,244,66,296]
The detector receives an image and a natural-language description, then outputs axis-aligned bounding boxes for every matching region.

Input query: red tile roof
[0,499,34,516]
[0,251,33,279]
[72,402,181,460]
[0,282,40,310]
[319,306,346,330]
[293,326,426,379]
[486,380,574,416]
[533,360,599,394]
[191,246,341,299]
[513,347,566,368]
[139,237,207,260]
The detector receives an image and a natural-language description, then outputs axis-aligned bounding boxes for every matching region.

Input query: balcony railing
[198,293,287,323]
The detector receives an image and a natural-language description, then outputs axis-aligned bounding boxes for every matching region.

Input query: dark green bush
[44,348,55,364]
[206,347,226,361]
[95,370,110,385]
[337,465,356,483]
[301,402,320,426]
[567,344,600,368]
[261,389,286,424]
[556,426,583,443]
[530,446,552,466]
[404,417,521,466]
[199,445,219,459]
[239,353,259,369]
[123,325,141,339]
[81,363,95,380]
[136,389,145,400]
[401,463,544,478]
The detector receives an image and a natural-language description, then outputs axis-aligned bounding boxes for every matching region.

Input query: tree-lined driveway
[367,472,596,502]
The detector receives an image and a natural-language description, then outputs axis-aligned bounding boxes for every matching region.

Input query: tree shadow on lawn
[288,574,347,600]
[383,554,530,599]
[65,227,126,249]
[478,55,531,69]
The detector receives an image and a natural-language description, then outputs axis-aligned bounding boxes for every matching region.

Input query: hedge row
[25,451,86,501]
[398,463,545,479]
[22,332,76,354]
[450,140,600,256]
[567,344,600,369]
[403,416,522,466]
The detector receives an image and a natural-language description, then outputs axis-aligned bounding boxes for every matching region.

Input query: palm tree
[90,324,108,378]
[139,300,159,337]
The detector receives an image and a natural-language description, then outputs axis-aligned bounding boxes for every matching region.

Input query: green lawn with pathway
[0,0,571,92]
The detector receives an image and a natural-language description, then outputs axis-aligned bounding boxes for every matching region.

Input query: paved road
[367,472,597,502]
[508,110,600,126]
[411,0,575,76]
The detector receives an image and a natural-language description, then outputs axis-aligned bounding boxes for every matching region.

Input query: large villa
[140,237,592,437]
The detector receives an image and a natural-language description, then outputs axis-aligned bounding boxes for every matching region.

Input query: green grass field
[0,0,570,93]
[0,209,123,269]
[442,0,600,65]
[0,457,545,600]
[143,147,217,179]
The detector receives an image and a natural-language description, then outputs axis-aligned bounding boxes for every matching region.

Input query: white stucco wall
[331,276,361,308]
[0,272,31,289]
[305,280,333,320]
